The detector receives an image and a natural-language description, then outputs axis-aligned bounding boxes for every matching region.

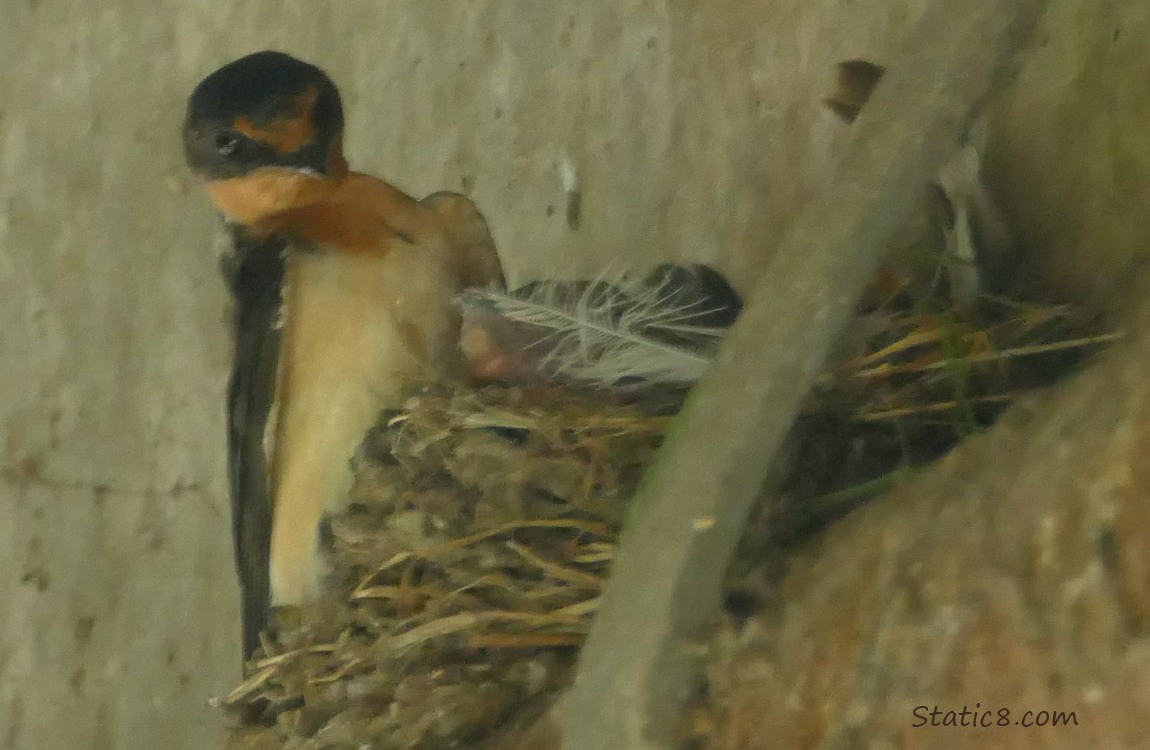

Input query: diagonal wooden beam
[561,2,1049,748]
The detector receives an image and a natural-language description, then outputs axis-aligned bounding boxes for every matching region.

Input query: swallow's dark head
[183,51,346,182]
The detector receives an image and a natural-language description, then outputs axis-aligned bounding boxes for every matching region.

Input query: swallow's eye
[214,132,243,157]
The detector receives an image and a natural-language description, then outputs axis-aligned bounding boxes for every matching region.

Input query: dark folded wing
[220,225,285,660]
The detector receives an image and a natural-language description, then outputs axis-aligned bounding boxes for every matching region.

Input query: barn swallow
[183,51,505,658]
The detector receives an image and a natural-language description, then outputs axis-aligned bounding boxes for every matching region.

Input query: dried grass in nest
[693,292,1120,744]
[220,387,668,749]
[218,292,1116,750]
[749,290,1118,557]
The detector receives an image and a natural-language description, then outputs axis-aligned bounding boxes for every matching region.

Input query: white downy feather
[456,269,733,389]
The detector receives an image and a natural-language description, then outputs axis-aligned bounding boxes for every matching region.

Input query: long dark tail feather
[221,226,286,660]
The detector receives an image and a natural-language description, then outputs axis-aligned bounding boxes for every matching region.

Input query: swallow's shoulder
[419,191,505,289]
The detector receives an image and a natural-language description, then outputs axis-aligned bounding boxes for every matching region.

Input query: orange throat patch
[207,169,428,254]
[206,167,340,228]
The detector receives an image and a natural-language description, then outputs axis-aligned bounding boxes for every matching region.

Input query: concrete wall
[1,1,1146,748]
[986,0,1150,305]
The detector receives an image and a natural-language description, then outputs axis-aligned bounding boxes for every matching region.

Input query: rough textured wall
[987,0,1150,306]
[706,281,1150,750]
[0,1,1146,749]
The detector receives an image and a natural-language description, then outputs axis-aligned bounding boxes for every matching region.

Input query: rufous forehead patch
[232,84,321,154]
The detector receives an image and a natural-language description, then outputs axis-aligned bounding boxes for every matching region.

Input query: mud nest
[219,291,1115,750]
[220,386,666,749]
